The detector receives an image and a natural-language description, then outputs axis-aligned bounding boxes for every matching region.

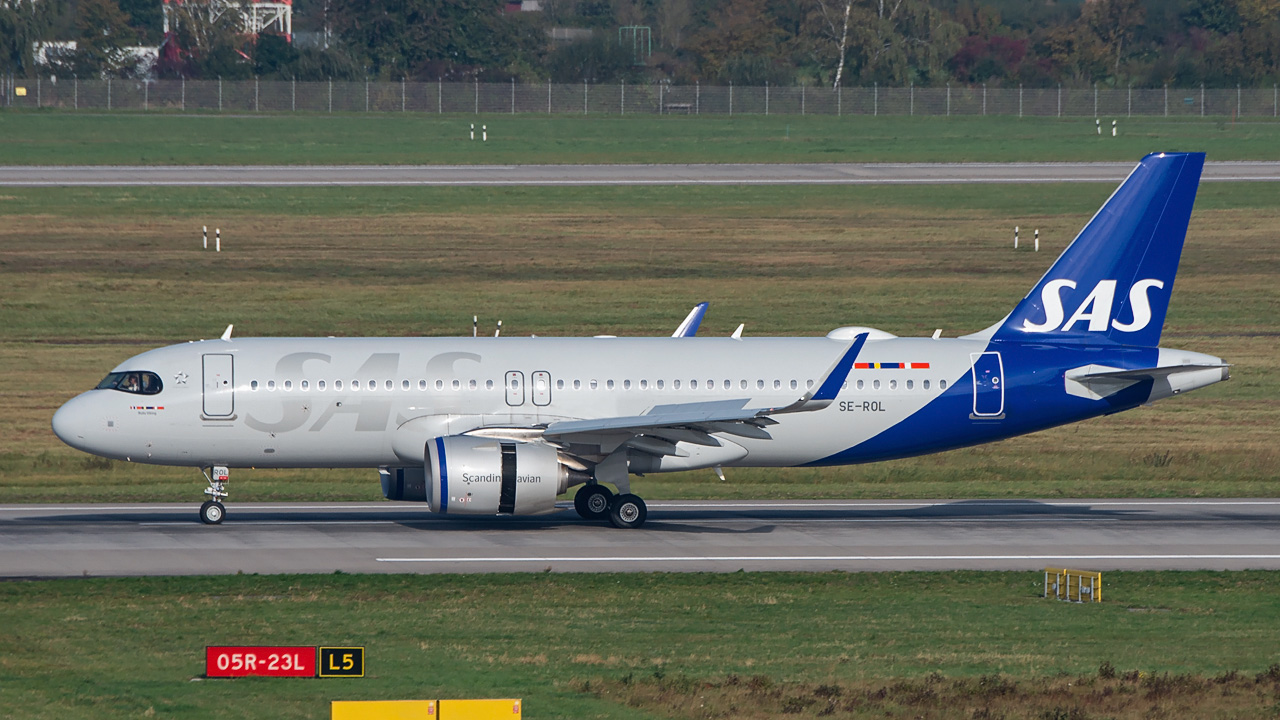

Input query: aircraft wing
[671,302,710,338]
[542,333,867,450]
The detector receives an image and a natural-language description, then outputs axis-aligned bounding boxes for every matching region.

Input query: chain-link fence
[3,77,1278,118]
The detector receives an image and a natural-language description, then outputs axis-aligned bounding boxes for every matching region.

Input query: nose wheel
[199,500,225,525]
[200,465,229,525]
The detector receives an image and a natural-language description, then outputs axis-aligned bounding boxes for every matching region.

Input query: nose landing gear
[200,465,229,525]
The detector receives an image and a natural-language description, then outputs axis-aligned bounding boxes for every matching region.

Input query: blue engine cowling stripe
[435,436,448,513]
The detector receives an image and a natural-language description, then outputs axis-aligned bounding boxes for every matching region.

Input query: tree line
[3,0,1279,87]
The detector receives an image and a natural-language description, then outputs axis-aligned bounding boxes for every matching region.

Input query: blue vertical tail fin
[990,152,1204,347]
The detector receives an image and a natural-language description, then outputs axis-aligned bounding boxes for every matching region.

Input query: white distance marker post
[203,225,208,249]
[1112,120,1117,137]
[216,228,221,252]
[470,123,474,140]
[1096,119,1101,135]
[482,125,487,142]
[1034,229,1039,252]
[1014,226,1019,249]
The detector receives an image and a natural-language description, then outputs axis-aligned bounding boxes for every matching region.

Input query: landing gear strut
[574,484,614,520]
[200,465,229,525]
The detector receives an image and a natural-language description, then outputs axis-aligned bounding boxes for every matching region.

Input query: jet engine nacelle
[425,436,578,516]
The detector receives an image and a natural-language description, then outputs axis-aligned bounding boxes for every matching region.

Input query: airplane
[52,152,1228,528]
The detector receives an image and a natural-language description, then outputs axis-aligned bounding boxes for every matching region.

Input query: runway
[3,499,1278,577]
[2,161,1279,186]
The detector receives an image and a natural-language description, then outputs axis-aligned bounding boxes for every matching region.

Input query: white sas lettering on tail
[1022,279,1163,334]
[1110,278,1164,332]
[1021,279,1076,332]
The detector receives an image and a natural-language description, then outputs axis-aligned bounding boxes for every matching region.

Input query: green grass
[0,572,1277,719]
[1,181,1275,502]
[1,113,1278,165]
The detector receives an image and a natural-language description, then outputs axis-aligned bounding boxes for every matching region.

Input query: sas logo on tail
[1022,279,1163,333]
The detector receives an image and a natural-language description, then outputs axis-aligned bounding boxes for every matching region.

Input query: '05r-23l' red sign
[206,646,317,677]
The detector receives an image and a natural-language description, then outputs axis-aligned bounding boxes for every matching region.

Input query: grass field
[1,180,1276,502]
[1,113,1279,165]
[1,572,1278,719]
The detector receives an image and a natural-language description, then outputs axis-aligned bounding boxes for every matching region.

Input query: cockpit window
[96,371,163,395]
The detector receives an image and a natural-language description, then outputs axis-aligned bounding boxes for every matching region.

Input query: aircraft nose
[52,393,97,453]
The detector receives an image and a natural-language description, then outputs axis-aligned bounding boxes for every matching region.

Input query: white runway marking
[378,554,1280,564]
[0,504,416,512]
[138,520,397,526]
[647,500,1280,508]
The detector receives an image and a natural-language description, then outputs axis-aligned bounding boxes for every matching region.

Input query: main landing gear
[574,484,647,529]
[199,465,229,525]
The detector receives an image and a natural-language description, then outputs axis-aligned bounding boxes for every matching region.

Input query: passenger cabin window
[939,379,948,390]
[96,371,163,395]
[251,380,259,391]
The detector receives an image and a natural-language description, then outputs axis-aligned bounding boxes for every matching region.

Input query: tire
[574,485,614,520]
[199,500,225,525]
[608,494,647,529]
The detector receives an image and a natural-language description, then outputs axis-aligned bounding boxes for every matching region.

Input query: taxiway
[1,161,1279,186]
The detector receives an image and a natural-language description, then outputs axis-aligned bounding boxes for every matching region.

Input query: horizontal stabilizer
[1065,362,1230,401]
